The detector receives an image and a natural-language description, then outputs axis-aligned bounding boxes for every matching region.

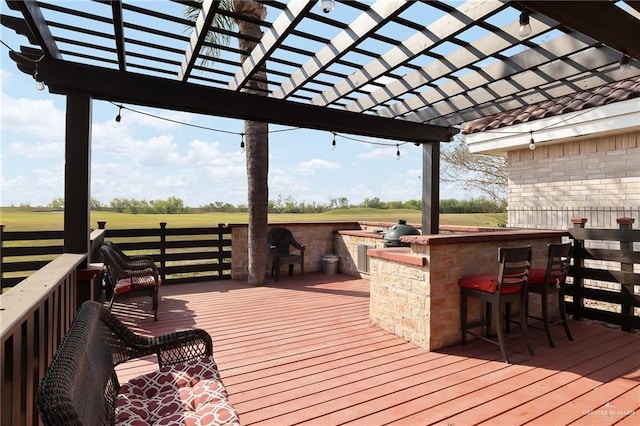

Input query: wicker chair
[103,240,156,267]
[100,243,161,320]
[37,301,239,425]
[268,227,305,282]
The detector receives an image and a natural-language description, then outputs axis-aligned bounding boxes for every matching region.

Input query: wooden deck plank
[110,274,640,425]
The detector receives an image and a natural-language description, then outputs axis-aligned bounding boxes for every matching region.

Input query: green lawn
[0,207,505,231]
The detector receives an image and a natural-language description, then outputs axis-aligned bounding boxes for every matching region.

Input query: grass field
[0,207,505,231]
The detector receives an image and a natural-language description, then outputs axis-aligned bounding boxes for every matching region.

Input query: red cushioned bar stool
[526,242,573,348]
[459,245,534,364]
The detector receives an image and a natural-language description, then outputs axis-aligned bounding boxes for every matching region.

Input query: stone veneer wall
[230,222,359,280]
[334,233,386,278]
[508,131,640,229]
[369,234,561,351]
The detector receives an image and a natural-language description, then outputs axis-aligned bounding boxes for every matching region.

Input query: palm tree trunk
[233,1,268,285]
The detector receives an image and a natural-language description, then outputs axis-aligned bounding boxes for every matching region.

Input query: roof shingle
[462,76,640,135]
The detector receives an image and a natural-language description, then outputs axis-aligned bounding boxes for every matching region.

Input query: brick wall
[230,222,359,280]
[508,131,640,228]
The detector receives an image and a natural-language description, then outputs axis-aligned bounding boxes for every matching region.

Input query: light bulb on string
[518,11,532,37]
[240,133,245,154]
[396,144,401,160]
[331,132,336,151]
[528,130,535,150]
[115,106,122,124]
[619,55,630,74]
[319,0,334,14]
[33,67,45,91]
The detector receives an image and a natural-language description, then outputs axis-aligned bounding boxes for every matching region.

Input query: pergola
[2,0,639,256]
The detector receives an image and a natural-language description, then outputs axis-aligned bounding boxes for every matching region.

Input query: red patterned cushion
[458,273,522,294]
[116,356,239,425]
[528,268,565,286]
[114,276,162,295]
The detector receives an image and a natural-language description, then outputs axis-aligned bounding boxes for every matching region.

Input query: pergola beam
[375,31,601,123]
[8,0,61,59]
[405,46,632,125]
[110,0,126,72]
[228,0,314,91]
[347,15,556,114]
[521,1,640,59]
[178,0,221,81]
[311,0,506,107]
[35,58,454,143]
[272,0,412,100]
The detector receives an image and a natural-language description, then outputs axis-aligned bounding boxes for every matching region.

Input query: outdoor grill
[382,219,420,247]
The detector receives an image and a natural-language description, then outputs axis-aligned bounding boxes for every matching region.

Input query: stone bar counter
[364,229,568,352]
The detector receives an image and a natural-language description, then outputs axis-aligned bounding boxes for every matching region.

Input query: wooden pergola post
[422,141,440,235]
[63,90,92,268]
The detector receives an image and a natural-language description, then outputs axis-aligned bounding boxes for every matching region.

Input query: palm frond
[184,0,234,65]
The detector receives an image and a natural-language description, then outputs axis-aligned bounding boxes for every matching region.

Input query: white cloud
[358,146,396,159]
[295,158,339,176]
[7,140,64,160]
[1,94,65,141]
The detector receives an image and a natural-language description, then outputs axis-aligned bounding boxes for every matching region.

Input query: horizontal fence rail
[0,227,64,289]
[567,217,640,332]
[103,222,232,285]
[1,223,233,291]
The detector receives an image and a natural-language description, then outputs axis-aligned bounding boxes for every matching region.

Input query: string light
[33,65,45,91]
[518,11,532,37]
[319,0,334,14]
[528,130,535,150]
[108,102,412,158]
[619,54,630,74]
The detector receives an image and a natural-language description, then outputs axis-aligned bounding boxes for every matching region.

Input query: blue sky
[0,2,473,208]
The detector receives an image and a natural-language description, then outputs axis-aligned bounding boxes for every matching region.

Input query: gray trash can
[322,254,339,275]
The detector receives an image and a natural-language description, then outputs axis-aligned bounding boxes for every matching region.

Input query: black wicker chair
[37,301,222,425]
[268,227,305,282]
[100,243,161,320]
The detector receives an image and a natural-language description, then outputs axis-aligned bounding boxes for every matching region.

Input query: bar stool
[459,246,534,364]
[526,242,573,347]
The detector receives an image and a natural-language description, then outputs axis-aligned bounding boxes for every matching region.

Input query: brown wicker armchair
[100,243,161,320]
[37,301,221,425]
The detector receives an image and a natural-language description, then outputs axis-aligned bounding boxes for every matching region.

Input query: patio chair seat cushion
[116,356,239,425]
[528,268,566,286]
[114,275,162,295]
[458,273,522,295]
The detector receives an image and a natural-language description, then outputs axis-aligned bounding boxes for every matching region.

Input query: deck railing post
[0,224,4,292]
[616,217,635,332]
[570,217,588,321]
[216,223,225,276]
[159,222,167,284]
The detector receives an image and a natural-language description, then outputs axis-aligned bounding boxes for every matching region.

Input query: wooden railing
[1,223,232,290]
[0,253,85,426]
[568,217,640,332]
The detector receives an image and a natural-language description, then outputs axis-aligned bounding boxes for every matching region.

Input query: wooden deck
[112,273,640,425]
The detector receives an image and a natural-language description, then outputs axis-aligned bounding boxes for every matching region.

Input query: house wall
[507,130,640,229]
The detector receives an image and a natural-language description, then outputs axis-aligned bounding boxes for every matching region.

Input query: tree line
[44,195,506,214]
